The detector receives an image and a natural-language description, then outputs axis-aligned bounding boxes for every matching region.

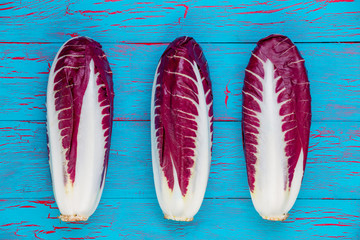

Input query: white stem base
[59,214,89,222]
[164,214,194,222]
[261,213,289,221]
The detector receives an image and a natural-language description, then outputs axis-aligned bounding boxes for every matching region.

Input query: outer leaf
[242,34,311,221]
[46,36,114,221]
[151,36,213,221]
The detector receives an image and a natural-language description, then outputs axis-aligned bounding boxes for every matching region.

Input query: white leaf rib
[242,119,260,128]
[173,109,198,118]
[274,76,281,82]
[165,70,198,85]
[178,83,198,95]
[288,59,304,65]
[54,65,85,75]
[244,79,262,93]
[245,69,264,82]
[275,37,289,46]
[280,45,295,56]
[279,98,292,107]
[175,94,198,107]
[242,90,262,105]
[178,123,197,133]
[242,105,260,116]
[170,55,194,68]
[294,82,310,85]
[276,87,286,97]
[245,142,259,149]
[284,125,298,133]
[243,111,257,117]
[177,114,196,122]
[205,89,211,97]
[58,106,72,112]
[251,53,265,66]
[285,138,296,144]
[281,112,295,118]
[55,54,85,62]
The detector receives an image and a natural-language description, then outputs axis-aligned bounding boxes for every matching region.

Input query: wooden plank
[0,199,358,239]
[0,43,359,121]
[0,1,359,42]
[1,121,359,199]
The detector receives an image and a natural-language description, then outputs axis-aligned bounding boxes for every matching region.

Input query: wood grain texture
[1,121,359,199]
[0,43,359,121]
[1,0,359,238]
[0,199,359,240]
[0,0,359,43]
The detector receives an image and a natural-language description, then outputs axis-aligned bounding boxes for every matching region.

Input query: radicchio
[46,36,114,221]
[151,36,213,221]
[242,34,311,221]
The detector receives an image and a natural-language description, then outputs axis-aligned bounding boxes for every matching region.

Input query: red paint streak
[29,200,57,209]
[45,231,56,234]
[194,6,229,8]
[123,42,168,46]
[224,81,231,108]
[313,223,352,226]
[20,97,35,100]
[67,33,79,38]
[79,10,122,15]
[20,205,36,208]
[0,2,14,6]
[307,6,325,13]
[14,229,28,237]
[175,4,189,18]
[0,42,51,44]
[296,216,348,220]
[19,103,29,106]
[53,226,69,230]
[11,57,41,61]
[35,94,46,97]
[23,224,40,227]
[63,238,97,240]
[0,6,15,10]
[20,121,46,125]
[47,213,58,219]
[319,0,354,2]
[217,117,237,120]
[0,76,40,79]
[235,2,302,14]
[1,221,26,227]
[6,205,21,208]
[113,118,150,121]
[34,232,45,240]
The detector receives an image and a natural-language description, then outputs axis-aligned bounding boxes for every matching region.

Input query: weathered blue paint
[0,0,359,239]
[0,0,359,42]
[0,199,358,239]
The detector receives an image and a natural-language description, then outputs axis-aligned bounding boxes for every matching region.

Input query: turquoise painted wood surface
[0,0,359,42]
[0,0,359,239]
